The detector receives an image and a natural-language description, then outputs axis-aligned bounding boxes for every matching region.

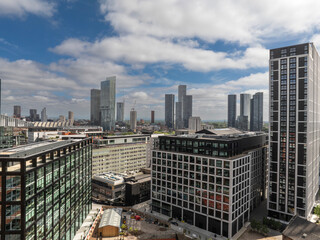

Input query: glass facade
[0,139,92,240]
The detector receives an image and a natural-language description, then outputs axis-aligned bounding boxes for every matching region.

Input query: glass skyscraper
[0,138,92,240]
[100,76,116,131]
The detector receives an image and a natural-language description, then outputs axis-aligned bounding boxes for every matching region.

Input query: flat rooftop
[0,139,82,158]
[163,132,263,141]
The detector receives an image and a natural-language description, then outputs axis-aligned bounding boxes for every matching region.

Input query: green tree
[315,205,320,218]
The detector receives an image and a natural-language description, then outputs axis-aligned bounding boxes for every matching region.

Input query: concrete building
[59,115,66,122]
[41,107,47,122]
[188,116,201,131]
[0,138,92,240]
[183,95,193,128]
[30,109,37,122]
[165,94,175,129]
[92,135,151,175]
[151,132,267,239]
[125,170,151,206]
[130,110,137,131]
[176,85,186,129]
[239,93,251,130]
[13,105,21,118]
[68,111,74,125]
[151,110,155,124]
[100,76,116,131]
[91,89,101,126]
[116,102,124,122]
[268,43,320,222]
[250,92,263,131]
[228,94,236,128]
[0,114,33,127]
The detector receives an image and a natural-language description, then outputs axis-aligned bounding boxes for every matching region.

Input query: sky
[2,0,320,121]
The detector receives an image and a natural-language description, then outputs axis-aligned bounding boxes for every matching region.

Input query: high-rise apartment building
[116,102,125,122]
[59,115,66,122]
[41,107,47,122]
[183,95,193,128]
[238,94,251,131]
[151,110,155,124]
[268,43,320,222]
[228,95,236,128]
[14,106,21,118]
[188,116,201,131]
[165,94,175,129]
[176,85,186,129]
[152,133,267,238]
[68,111,74,125]
[90,89,101,126]
[29,109,37,122]
[100,76,116,131]
[250,92,263,131]
[130,109,137,131]
[0,138,92,240]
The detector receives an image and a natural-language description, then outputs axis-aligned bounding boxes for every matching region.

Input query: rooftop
[99,208,122,229]
[282,216,320,240]
[93,173,125,185]
[0,139,82,158]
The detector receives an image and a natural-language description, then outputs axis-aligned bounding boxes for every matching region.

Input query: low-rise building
[98,208,122,237]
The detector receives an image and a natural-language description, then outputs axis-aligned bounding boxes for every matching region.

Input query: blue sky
[1,0,320,120]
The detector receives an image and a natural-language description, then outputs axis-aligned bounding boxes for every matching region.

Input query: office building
[92,135,150,175]
[250,92,263,131]
[14,106,21,118]
[0,138,92,240]
[30,109,37,122]
[188,116,201,131]
[116,102,124,122]
[151,132,267,238]
[130,110,137,131]
[228,95,236,128]
[176,85,186,129]
[90,89,101,125]
[268,43,320,222]
[151,110,155,124]
[165,94,175,129]
[100,76,116,131]
[41,107,47,122]
[183,95,193,128]
[239,94,251,130]
[68,111,74,125]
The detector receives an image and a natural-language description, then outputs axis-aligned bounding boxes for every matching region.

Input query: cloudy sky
[1,0,320,121]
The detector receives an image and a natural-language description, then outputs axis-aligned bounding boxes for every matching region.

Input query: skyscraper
[227,95,236,127]
[268,43,320,222]
[30,109,37,122]
[41,107,47,122]
[250,92,263,131]
[68,111,74,125]
[188,116,201,131]
[100,76,116,131]
[165,94,175,129]
[13,105,21,118]
[151,110,155,124]
[183,95,193,128]
[238,94,251,130]
[116,102,125,122]
[176,85,186,129]
[130,109,137,131]
[90,89,101,126]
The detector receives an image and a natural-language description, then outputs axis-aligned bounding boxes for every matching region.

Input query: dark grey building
[100,76,116,131]
[268,43,320,222]
[238,94,250,130]
[250,92,263,131]
[29,109,37,122]
[228,94,236,127]
[176,85,186,129]
[165,94,175,129]
[116,102,124,122]
[183,95,193,128]
[0,138,92,240]
[14,106,21,118]
[90,89,101,126]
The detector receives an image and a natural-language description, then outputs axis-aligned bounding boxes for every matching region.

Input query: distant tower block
[151,110,155,124]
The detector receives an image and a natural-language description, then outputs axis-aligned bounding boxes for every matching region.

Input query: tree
[315,205,320,218]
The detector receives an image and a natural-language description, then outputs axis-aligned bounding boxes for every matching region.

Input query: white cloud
[0,0,55,17]
[99,0,320,45]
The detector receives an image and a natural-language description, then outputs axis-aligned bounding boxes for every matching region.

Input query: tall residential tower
[250,92,263,131]
[165,94,175,129]
[100,76,116,131]
[228,95,236,128]
[116,102,124,122]
[268,43,320,221]
[90,89,101,125]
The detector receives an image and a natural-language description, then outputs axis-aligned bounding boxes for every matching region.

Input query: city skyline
[2,1,320,120]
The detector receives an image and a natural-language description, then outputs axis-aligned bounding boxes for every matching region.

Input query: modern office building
[92,135,151,175]
[14,106,21,118]
[165,94,175,129]
[239,94,251,130]
[228,95,236,128]
[90,89,101,126]
[151,132,267,238]
[250,92,263,131]
[188,116,201,132]
[130,110,137,131]
[116,102,124,122]
[268,43,320,222]
[183,95,193,128]
[41,108,47,122]
[176,85,186,129]
[68,111,74,125]
[30,109,37,122]
[100,76,116,131]
[0,138,92,240]
[151,110,155,124]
